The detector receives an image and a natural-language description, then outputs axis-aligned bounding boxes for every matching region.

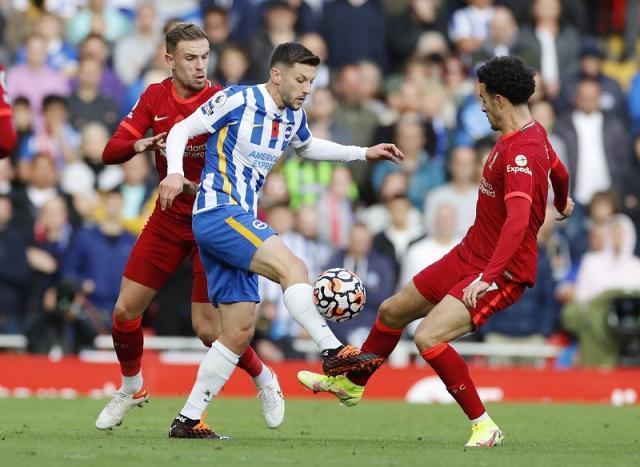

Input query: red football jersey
[458,121,558,286]
[0,62,17,158]
[120,78,222,220]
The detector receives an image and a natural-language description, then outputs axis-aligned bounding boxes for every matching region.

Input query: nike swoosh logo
[228,120,239,126]
[252,124,263,128]
[154,115,168,121]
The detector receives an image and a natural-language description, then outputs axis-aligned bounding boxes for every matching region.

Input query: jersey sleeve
[289,109,312,149]
[195,87,245,134]
[119,88,153,139]
[0,65,17,158]
[502,141,539,204]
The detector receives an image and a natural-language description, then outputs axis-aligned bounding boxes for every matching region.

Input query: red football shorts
[412,245,525,328]
[123,210,209,303]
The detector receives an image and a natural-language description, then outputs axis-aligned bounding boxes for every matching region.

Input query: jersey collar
[170,79,212,104]
[500,119,535,141]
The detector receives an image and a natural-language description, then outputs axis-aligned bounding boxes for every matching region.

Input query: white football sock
[120,371,143,395]
[253,364,273,388]
[470,412,490,424]
[283,283,342,350]
[179,340,239,421]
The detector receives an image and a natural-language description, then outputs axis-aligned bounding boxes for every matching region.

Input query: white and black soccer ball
[313,268,366,322]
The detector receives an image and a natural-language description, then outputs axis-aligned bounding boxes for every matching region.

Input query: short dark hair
[166,23,209,53]
[269,42,320,69]
[42,94,67,110]
[476,56,536,105]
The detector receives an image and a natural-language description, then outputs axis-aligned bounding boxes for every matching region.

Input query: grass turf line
[0,398,638,467]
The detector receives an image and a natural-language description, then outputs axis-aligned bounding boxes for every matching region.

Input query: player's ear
[270,66,282,85]
[165,52,174,69]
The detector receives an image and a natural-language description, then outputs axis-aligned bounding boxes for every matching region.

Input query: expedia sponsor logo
[507,165,532,176]
[479,177,496,197]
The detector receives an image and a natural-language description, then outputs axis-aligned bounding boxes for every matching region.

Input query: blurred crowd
[1,0,640,366]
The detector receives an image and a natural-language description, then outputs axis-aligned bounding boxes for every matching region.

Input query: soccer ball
[313,268,366,322]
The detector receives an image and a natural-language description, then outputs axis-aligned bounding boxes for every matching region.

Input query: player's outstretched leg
[298,282,433,404]
[191,280,285,428]
[250,235,384,376]
[414,296,503,447]
[169,301,254,439]
[96,278,154,430]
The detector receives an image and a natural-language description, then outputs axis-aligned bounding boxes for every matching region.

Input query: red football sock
[421,343,485,420]
[237,345,264,378]
[112,314,144,377]
[347,317,404,386]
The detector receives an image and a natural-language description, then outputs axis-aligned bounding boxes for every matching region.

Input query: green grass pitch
[1,398,638,467]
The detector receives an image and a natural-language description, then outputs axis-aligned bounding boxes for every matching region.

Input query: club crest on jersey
[515,154,528,167]
[284,123,294,141]
[253,220,268,230]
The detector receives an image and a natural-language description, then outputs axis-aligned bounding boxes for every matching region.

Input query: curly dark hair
[476,56,536,105]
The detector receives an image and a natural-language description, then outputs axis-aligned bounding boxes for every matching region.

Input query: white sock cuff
[283,282,314,308]
[211,340,240,365]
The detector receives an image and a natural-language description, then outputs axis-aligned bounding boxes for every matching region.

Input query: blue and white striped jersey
[193,84,312,216]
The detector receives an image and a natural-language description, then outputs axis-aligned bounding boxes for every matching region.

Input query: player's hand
[159,173,185,210]
[183,179,199,195]
[133,132,167,153]
[365,144,405,164]
[556,197,575,221]
[462,280,490,309]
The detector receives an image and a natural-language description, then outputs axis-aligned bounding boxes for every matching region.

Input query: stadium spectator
[518,0,581,98]
[69,59,119,133]
[11,97,37,182]
[23,196,72,353]
[13,13,78,77]
[0,194,30,333]
[471,6,529,65]
[359,171,422,236]
[562,215,640,366]
[316,165,356,248]
[448,0,495,55]
[113,3,159,86]
[424,145,478,237]
[321,0,387,71]
[246,0,298,84]
[530,99,568,166]
[400,202,459,287]
[373,193,424,276]
[372,114,446,209]
[7,34,70,117]
[299,32,330,89]
[213,44,251,86]
[76,34,125,108]
[326,222,396,346]
[555,79,631,208]
[61,189,136,351]
[202,6,232,79]
[387,0,448,72]
[555,38,629,121]
[65,0,132,45]
[79,122,123,192]
[117,155,156,235]
[121,41,171,116]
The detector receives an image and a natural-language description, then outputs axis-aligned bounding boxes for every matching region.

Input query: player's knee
[378,297,407,329]
[281,256,309,287]
[113,299,142,321]
[196,331,215,348]
[413,327,441,351]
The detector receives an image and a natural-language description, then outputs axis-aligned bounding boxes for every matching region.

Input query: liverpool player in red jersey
[299,56,575,447]
[0,62,17,158]
[95,24,284,434]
